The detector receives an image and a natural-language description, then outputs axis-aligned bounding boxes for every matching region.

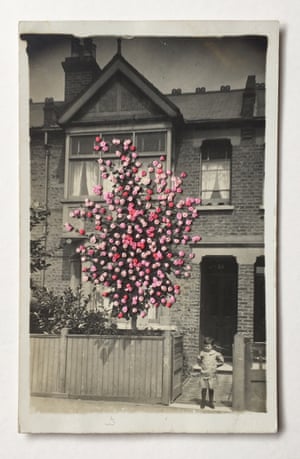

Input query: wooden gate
[171,334,183,402]
[232,334,266,412]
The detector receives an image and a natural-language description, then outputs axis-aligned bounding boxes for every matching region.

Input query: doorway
[200,256,238,357]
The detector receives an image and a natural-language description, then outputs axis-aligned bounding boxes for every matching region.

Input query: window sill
[198,205,234,212]
[61,198,103,204]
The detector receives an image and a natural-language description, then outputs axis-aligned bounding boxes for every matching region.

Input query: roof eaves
[183,116,265,125]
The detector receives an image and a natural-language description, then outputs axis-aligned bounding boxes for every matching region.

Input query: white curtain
[86,162,99,195]
[202,159,230,200]
[70,161,99,197]
[70,162,84,196]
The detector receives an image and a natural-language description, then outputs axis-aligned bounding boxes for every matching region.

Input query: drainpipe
[41,130,50,287]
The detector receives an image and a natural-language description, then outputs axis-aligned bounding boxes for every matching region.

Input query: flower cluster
[65,137,202,320]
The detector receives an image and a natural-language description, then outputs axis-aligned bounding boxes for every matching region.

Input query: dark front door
[254,256,266,342]
[200,257,237,357]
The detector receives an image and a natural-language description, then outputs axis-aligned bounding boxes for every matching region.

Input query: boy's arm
[197,352,203,363]
[216,352,224,367]
[197,352,203,369]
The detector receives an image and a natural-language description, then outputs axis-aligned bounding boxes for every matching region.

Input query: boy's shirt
[198,350,224,376]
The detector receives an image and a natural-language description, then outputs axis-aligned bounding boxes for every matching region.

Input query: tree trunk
[131,314,137,330]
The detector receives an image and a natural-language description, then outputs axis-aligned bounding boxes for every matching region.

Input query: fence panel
[30,332,171,404]
[30,335,61,395]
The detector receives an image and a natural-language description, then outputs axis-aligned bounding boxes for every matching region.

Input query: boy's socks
[200,389,207,408]
[208,389,215,409]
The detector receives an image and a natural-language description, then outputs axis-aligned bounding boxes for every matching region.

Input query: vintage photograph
[19,21,279,433]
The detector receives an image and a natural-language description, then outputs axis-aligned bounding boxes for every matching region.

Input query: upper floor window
[66,130,169,199]
[200,139,232,205]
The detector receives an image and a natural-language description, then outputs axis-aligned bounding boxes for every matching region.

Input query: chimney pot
[83,38,96,58]
[62,38,101,103]
[245,75,256,90]
[43,98,57,127]
[71,37,81,57]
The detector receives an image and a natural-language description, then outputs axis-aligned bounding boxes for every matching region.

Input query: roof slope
[168,90,245,121]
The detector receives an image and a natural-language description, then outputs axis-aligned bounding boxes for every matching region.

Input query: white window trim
[64,123,173,202]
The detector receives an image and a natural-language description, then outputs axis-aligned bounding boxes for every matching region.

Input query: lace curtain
[201,158,230,202]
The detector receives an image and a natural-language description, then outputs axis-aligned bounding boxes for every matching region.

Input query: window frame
[199,139,232,206]
[64,125,172,202]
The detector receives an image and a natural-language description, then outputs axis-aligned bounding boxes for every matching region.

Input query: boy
[197,337,224,409]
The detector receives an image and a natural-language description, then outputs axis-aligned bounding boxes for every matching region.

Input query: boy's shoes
[207,401,215,409]
[200,399,206,409]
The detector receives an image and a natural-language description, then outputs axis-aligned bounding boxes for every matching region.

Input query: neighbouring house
[29,37,265,369]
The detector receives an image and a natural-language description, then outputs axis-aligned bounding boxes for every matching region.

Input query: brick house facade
[30,38,265,368]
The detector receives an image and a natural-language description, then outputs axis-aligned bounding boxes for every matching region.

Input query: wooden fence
[30,330,183,405]
[232,334,266,412]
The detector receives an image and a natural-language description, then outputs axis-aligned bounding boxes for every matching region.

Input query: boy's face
[203,343,213,352]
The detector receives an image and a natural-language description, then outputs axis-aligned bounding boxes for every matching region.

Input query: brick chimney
[62,37,101,103]
[241,75,256,117]
[43,97,57,127]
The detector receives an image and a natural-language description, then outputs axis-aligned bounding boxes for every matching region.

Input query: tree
[30,202,51,279]
[65,137,202,323]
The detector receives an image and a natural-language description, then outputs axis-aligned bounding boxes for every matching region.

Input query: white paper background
[0,0,299,457]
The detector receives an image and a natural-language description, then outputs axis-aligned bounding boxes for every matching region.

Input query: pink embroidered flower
[64,223,73,232]
[112,138,121,145]
[192,235,202,243]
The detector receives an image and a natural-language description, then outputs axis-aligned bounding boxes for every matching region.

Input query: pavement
[175,363,233,411]
[30,366,233,415]
[30,395,232,414]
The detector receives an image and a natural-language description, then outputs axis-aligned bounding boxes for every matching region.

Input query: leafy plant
[30,202,51,275]
[30,287,116,335]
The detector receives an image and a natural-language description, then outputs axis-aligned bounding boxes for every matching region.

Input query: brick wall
[237,264,255,338]
[175,129,265,239]
[169,263,201,371]
[31,130,67,292]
